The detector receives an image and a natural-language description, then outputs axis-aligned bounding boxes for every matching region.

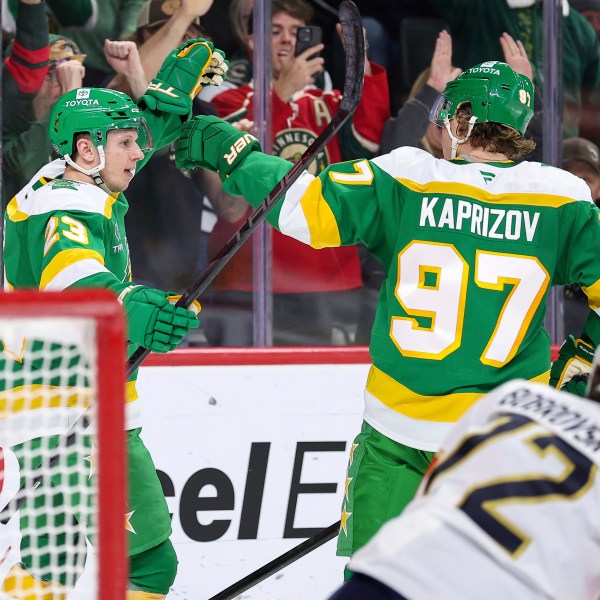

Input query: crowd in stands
[2,0,599,347]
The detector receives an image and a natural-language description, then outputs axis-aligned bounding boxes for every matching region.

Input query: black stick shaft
[209,521,340,600]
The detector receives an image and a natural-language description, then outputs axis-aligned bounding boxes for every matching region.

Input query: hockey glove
[549,334,595,396]
[118,285,200,353]
[139,38,228,116]
[175,115,261,178]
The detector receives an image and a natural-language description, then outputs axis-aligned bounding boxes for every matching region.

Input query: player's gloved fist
[175,115,261,178]
[118,285,199,353]
[139,39,228,116]
[549,334,595,396]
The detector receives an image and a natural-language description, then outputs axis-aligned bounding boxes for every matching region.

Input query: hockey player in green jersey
[172,61,600,568]
[2,39,228,599]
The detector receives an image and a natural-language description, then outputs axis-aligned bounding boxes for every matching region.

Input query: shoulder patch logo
[50,179,79,191]
[480,171,495,185]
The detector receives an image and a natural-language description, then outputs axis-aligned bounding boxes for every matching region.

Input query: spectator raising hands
[499,31,533,81]
[32,55,86,120]
[104,39,147,100]
[380,29,460,155]
[426,30,462,93]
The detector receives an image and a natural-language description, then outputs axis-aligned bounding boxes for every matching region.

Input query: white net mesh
[0,316,99,599]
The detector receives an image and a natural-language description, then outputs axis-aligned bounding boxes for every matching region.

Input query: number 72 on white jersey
[392,241,550,367]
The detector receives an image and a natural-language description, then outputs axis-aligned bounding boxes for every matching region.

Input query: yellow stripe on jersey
[396,178,579,209]
[6,197,29,222]
[583,280,600,311]
[104,193,119,218]
[0,384,94,415]
[365,364,551,422]
[299,177,341,248]
[126,380,138,403]
[40,248,105,290]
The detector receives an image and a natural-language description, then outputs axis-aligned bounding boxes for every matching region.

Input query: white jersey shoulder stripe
[13,183,115,220]
[41,259,110,291]
[9,158,116,220]
[373,147,593,204]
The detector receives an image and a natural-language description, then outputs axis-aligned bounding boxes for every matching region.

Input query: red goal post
[0,289,126,599]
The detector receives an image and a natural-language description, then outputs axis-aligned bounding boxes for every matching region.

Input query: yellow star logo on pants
[348,443,359,466]
[125,511,136,534]
[344,476,352,501]
[340,503,352,536]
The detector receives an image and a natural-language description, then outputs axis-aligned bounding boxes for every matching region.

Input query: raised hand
[55,59,86,94]
[499,32,533,82]
[104,39,148,99]
[427,30,462,93]
[104,40,143,78]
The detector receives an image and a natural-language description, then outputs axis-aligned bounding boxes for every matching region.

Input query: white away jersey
[348,380,600,599]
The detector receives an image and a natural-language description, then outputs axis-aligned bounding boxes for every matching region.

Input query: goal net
[0,290,126,599]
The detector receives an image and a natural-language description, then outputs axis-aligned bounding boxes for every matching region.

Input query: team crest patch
[273,128,328,175]
[50,179,79,191]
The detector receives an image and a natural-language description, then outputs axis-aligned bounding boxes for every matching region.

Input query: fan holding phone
[295,25,323,57]
[205,0,390,348]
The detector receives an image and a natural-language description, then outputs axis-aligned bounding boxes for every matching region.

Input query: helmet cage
[61,115,153,159]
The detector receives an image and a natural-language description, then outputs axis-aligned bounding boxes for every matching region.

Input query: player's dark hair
[455,103,536,160]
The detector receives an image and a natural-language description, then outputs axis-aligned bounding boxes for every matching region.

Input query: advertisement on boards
[137,351,369,599]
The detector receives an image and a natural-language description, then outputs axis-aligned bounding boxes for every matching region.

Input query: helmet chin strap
[444,115,478,159]
[64,146,114,194]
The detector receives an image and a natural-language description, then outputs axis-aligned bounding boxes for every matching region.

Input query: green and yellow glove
[118,285,200,353]
[139,38,228,116]
[549,334,595,396]
[175,115,261,177]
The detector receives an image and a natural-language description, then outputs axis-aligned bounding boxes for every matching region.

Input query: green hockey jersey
[223,146,600,450]
[3,106,184,431]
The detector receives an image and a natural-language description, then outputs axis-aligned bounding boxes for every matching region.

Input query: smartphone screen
[295,25,323,57]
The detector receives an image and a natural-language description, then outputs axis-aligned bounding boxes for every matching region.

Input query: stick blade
[338,0,364,113]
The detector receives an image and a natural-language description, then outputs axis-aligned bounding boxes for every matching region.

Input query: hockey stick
[0,0,364,526]
[126,0,365,376]
[209,520,341,600]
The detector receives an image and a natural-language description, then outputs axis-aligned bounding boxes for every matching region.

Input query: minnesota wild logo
[272,128,328,175]
[50,179,79,191]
